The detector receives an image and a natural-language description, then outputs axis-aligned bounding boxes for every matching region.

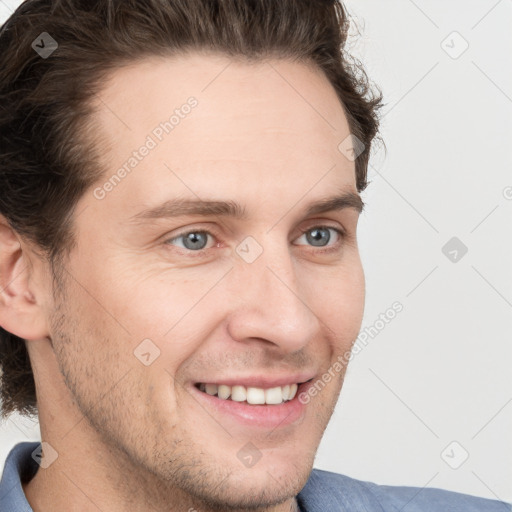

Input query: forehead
[84,52,356,218]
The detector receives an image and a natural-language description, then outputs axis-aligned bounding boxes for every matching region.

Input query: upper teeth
[198,383,298,405]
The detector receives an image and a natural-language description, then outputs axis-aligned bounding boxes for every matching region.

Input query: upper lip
[194,373,316,389]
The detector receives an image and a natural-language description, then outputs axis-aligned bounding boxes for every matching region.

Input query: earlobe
[0,216,50,341]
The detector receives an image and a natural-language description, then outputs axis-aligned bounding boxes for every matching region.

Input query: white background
[1,0,511,505]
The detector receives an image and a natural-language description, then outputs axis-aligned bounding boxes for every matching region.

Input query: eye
[166,230,215,251]
[164,225,345,255]
[294,226,344,248]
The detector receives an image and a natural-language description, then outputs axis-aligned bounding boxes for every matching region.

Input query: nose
[225,240,319,354]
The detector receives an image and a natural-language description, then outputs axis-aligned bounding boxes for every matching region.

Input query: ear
[0,215,50,341]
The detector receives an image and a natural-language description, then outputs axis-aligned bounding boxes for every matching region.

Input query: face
[39,53,365,510]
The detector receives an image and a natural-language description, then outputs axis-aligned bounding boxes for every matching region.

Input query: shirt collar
[0,441,40,512]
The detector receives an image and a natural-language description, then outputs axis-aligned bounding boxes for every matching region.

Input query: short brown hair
[0,0,383,418]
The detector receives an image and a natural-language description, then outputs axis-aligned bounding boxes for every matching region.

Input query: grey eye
[170,231,212,251]
[305,227,332,247]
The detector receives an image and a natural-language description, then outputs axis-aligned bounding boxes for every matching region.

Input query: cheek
[75,253,215,355]
[94,272,240,416]
[50,266,182,423]
[308,260,365,343]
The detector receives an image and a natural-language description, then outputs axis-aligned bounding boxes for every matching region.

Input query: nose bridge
[226,237,318,351]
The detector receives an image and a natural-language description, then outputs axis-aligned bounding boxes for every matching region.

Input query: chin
[195,465,310,511]
[245,453,313,499]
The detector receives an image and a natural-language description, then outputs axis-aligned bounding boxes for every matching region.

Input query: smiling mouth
[195,382,307,405]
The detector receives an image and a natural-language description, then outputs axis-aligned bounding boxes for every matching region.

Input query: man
[0,1,508,511]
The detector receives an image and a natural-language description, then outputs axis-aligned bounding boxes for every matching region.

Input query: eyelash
[164,225,346,257]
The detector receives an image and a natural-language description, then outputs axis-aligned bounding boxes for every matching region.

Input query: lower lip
[190,383,311,429]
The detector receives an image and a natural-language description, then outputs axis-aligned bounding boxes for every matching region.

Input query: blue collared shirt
[1,442,509,511]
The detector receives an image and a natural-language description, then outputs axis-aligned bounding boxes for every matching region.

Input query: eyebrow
[128,191,364,224]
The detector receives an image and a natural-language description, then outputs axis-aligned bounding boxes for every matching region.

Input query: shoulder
[297,468,510,512]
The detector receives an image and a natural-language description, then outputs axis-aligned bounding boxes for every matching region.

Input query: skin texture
[0,53,365,512]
